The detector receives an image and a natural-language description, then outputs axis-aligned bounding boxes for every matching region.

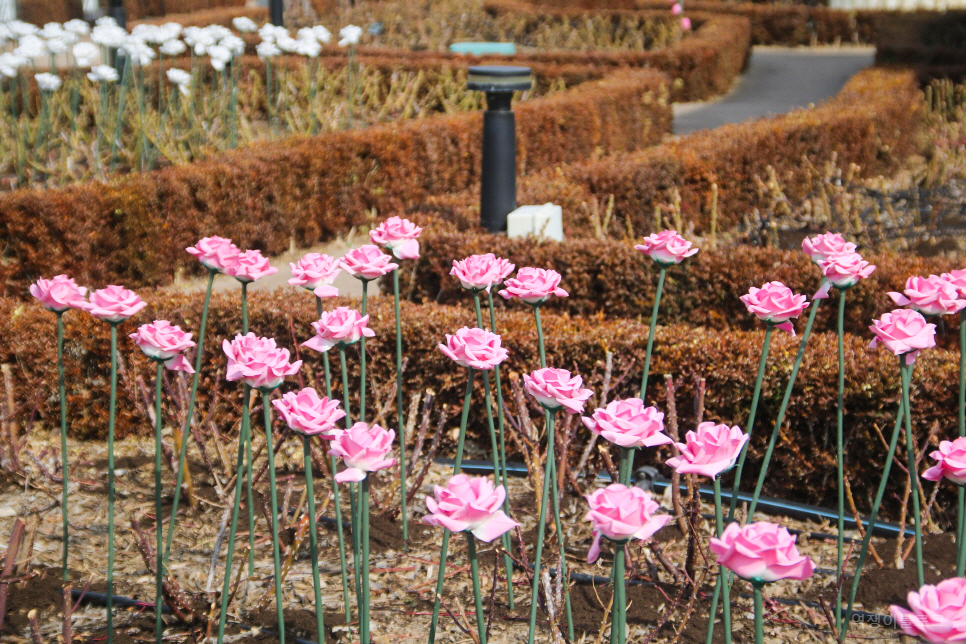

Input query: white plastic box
[506,203,564,241]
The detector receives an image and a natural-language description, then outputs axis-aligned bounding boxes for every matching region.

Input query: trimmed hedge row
[132,6,268,28]
[17,0,82,25]
[0,67,669,298]
[0,290,958,514]
[519,68,922,238]
[123,0,247,21]
[387,231,963,342]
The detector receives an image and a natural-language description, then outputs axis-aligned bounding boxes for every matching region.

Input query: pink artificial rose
[30,275,89,313]
[671,2,682,14]
[815,252,876,298]
[499,267,568,305]
[710,521,815,583]
[328,422,397,482]
[450,254,515,292]
[88,285,148,323]
[889,275,966,317]
[288,253,341,298]
[739,281,809,335]
[423,474,519,542]
[438,327,509,371]
[272,387,346,438]
[584,484,671,563]
[369,216,422,260]
[942,269,966,298]
[801,232,856,265]
[225,249,278,283]
[681,16,691,29]
[129,320,196,373]
[340,244,398,281]
[524,368,593,414]
[665,422,749,479]
[869,308,936,365]
[922,437,966,486]
[223,333,302,391]
[890,577,966,644]
[635,230,698,266]
[186,236,240,273]
[581,398,670,449]
[301,307,375,352]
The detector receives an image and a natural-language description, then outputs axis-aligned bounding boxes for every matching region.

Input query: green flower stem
[56,313,69,583]
[900,358,924,588]
[163,270,215,576]
[262,393,286,644]
[753,583,764,644]
[619,447,636,486]
[153,361,165,644]
[216,385,252,644]
[339,347,361,624]
[317,302,351,620]
[466,533,486,644]
[548,446,574,639]
[360,280,368,422]
[241,282,256,581]
[639,265,666,400]
[527,409,557,644]
[534,306,547,369]
[611,540,626,644]
[747,296,824,518]
[393,268,409,549]
[712,478,731,643]
[841,397,904,642]
[229,55,239,148]
[303,436,326,644]
[835,290,846,632]
[960,308,966,576]
[473,293,515,606]
[427,370,476,644]
[360,474,372,644]
[726,324,774,522]
[106,322,119,644]
[110,56,131,172]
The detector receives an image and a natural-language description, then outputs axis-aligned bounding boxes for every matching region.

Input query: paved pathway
[673,46,876,135]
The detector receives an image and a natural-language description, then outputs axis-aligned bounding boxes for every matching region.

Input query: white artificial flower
[72,41,99,67]
[46,37,69,55]
[87,64,118,83]
[161,23,183,40]
[91,24,128,49]
[338,24,362,47]
[15,35,47,60]
[0,24,13,45]
[233,16,258,33]
[123,38,156,66]
[159,39,186,56]
[276,35,298,53]
[132,24,165,44]
[208,44,230,71]
[259,23,287,43]
[94,16,118,28]
[205,25,232,41]
[64,19,91,36]
[296,38,320,58]
[256,41,280,59]
[220,34,245,57]
[297,27,316,42]
[313,25,332,44]
[8,20,40,37]
[166,68,191,95]
[35,72,62,92]
[39,23,66,40]
[0,52,23,78]
[182,26,202,46]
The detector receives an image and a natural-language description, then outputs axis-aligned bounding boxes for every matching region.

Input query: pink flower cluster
[890,578,966,643]
[710,521,815,583]
[302,307,375,352]
[889,275,966,317]
[272,387,345,438]
[582,398,669,448]
[869,309,936,365]
[186,236,279,283]
[499,267,568,305]
[584,484,671,562]
[370,217,422,260]
[30,275,89,313]
[635,230,698,266]
[328,422,396,482]
[922,437,966,486]
[740,281,808,335]
[289,253,341,298]
[341,245,398,281]
[88,285,148,323]
[451,254,515,292]
[666,422,748,479]
[524,368,593,414]
[130,320,196,373]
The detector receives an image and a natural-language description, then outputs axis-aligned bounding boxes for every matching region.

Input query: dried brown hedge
[17,0,82,25]
[0,67,670,299]
[528,68,922,238]
[0,290,959,514]
[124,0,247,21]
[132,6,268,28]
[388,231,963,342]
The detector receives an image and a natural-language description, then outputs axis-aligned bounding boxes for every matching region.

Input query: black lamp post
[467,65,532,233]
[108,0,126,27]
[270,0,283,27]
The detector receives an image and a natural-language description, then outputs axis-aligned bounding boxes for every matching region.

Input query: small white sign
[507,203,564,241]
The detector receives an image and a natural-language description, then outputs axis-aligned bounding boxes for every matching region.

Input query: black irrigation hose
[443,458,916,538]
[69,589,321,644]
